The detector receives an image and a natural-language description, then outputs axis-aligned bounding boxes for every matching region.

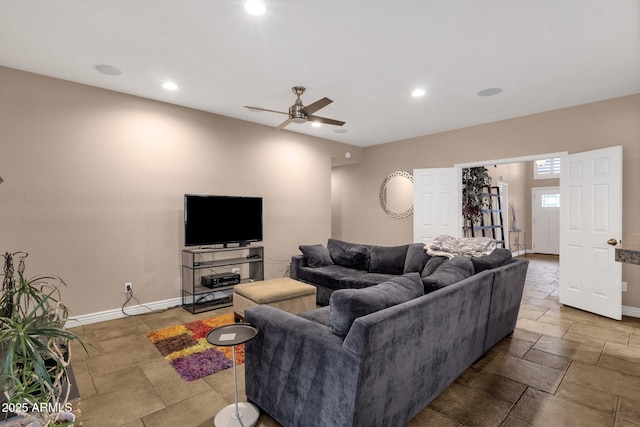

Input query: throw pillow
[329,273,424,337]
[299,244,334,268]
[403,243,431,274]
[421,255,448,277]
[422,256,474,293]
[369,244,409,275]
[470,248,513,273]
[327,239,370,270]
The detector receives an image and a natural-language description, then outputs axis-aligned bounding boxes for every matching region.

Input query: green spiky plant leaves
[1,255,85,427]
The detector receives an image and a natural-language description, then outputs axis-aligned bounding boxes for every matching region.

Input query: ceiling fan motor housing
[289,100,307,123]
[290,86,307,123]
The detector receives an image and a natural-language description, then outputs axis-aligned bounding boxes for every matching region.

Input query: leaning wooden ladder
[471,185,505,247]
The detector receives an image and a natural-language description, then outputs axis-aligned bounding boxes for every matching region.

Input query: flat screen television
[184,194,263,247]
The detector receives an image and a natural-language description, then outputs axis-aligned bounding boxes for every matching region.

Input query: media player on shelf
[201,272,241,289]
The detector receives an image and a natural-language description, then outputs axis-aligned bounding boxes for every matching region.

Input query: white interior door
[559,146,622,320]
[413,168,462,244]
[532,187,560,255]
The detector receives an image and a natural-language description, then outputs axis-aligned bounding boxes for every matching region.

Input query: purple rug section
[170,348,234,381]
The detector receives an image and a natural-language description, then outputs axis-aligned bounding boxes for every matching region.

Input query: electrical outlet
[231,268,240,274]
[622,281,628,292]
[124,282,133,293]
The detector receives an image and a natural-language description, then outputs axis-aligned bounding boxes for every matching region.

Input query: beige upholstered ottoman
[233,278,317,322]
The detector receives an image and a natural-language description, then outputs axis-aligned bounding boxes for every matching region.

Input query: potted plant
[462,167,492,236]
[0,251,85,426]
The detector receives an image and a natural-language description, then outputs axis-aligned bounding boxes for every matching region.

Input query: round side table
[206,323,259,427]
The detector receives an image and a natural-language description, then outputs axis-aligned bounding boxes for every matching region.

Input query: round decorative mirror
[379,171,414,219]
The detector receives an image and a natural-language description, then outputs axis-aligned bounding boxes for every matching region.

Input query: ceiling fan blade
[275,118,293,130]
[243,105,289,115]
[307,115,345,126]
[301,97,332,115]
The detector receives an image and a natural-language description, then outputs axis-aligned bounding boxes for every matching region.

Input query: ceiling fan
[244,86,346,130]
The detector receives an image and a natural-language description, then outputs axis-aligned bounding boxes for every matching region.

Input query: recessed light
[478,87,502,97]
[94,64,123,76]
[334,129,348,134]
[311,122,322,128]
[244,0,266,15]
[411,88,426,97]
[162,82,179,91]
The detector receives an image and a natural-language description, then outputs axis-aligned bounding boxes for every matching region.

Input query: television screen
[184,195,263,247]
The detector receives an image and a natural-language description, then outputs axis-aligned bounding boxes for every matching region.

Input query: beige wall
[0,67,362,317]
[332,94,640,308]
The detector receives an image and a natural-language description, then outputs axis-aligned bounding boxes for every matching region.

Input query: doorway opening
[456,151,566,257]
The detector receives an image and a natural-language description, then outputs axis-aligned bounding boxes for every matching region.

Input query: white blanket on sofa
[425,234,496,258]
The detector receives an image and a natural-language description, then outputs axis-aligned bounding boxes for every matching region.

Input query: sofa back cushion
[299,244,334,267]
[369,244,410,274]
[470,248,513,273]
[422,256,474,293]
[329,273,424,337]
[421,255,448,277]
[404,243,431,274]
[327,238,370,270]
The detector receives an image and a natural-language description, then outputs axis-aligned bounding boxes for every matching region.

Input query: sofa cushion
[299,244,334,267]
[369,244,409,274]
[470,248,513,273]
[403,243,431,274]
[422,256,475,293]
[330,273,424,337]
[297,306,332,327]
[339,273,397,289]
[327,239,370,270]
[297,265,367,291]
[421,255,448,277]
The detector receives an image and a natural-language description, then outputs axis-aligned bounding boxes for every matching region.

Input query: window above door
[534,158,561,179]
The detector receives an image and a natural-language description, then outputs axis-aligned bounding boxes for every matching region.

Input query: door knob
[607,238,618,246]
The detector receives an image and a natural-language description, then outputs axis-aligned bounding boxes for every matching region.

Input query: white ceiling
[1,1,638,147]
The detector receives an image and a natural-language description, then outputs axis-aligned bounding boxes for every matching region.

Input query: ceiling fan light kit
[244,0,266,16]
[244,86,346,130]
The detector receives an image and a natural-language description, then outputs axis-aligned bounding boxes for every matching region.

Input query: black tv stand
[182,245,264,314]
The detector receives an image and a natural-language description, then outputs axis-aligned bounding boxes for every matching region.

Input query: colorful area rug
[147,313,243,381]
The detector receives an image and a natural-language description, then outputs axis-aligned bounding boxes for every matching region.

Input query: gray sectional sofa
[291,239,514,305]
[245,239,529,427]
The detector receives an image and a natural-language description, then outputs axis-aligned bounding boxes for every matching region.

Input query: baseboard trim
[622,305,640,319]
[66,297,183,326]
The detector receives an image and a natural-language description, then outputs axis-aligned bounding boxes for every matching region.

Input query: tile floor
[68,255,640,426]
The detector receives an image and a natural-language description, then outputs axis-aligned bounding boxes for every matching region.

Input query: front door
[559,146,623,320]
[532,187,560,255]
[413,168,462,244]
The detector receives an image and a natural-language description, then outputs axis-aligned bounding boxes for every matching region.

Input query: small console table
[207,323,260,427]
[509,230,526,257]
